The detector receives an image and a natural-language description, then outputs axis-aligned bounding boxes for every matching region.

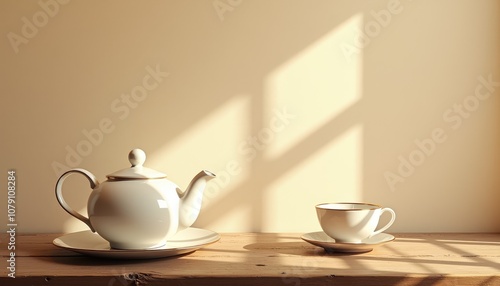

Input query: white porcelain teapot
[55,149,216,249]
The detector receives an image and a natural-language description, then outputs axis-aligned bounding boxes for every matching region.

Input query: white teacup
[316,202,396,243]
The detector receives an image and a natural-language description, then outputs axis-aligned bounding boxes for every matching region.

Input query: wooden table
[1,233,499,285]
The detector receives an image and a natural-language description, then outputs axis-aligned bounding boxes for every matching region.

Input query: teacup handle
[55,168,99,232]
[371,207,396,237]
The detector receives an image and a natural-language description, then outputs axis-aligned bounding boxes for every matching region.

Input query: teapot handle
[55,168,98,232]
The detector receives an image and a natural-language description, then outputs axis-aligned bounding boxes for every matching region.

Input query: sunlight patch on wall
[196,200,257,233]
[263,13,364,161]
[148,94,251,197]
[62,95,253,233]
[63,217,90,234]
[262,124,364,232]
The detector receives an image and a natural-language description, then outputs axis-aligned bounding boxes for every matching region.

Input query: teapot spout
[178,170,216,231]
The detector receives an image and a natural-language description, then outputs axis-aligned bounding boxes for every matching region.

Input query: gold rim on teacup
[316,202,383,211]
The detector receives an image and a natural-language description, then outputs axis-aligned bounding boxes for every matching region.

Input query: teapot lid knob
[129,149,146,167]
[107,148,166,179]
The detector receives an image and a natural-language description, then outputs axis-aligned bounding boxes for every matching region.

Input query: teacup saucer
[301,231,395,253]
[53,227,220,259]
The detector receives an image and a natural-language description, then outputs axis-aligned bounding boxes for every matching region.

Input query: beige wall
[1,0,499,234]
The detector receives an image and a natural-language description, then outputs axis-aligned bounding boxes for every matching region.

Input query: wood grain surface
[1,233,499,285]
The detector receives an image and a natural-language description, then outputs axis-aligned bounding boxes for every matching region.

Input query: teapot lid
[107,149,166,179]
